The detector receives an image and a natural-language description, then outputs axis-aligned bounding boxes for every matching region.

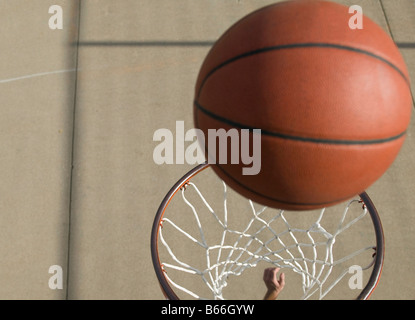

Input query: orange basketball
[194,0,412,210]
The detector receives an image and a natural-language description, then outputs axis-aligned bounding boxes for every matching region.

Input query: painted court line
[0,69,77,84]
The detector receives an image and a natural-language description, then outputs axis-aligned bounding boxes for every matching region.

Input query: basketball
[193,0,412,210]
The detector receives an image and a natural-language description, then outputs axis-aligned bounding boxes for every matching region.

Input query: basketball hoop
[151,163,384,300]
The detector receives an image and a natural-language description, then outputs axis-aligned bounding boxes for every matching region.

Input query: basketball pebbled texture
[194,0,412,210]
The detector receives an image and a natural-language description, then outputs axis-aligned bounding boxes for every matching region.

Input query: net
[152,164,384,300]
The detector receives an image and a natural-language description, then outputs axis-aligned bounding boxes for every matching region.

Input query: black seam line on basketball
[194,100,406,145]
[196,42,410,99]
[213,163,355,207]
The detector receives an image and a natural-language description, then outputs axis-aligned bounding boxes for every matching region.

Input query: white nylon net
[159,181,376,300]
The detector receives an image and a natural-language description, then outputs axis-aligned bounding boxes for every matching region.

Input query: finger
[272,267,280,273]
[265,267,279,273]
[264,267,278,278]
[279,272,285,287]
[271,267,280,280]
[263,268,272,281]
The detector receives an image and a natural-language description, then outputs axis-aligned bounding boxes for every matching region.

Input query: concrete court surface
[0,0,414,299]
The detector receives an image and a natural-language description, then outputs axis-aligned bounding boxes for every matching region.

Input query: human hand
[263,267,285,300]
